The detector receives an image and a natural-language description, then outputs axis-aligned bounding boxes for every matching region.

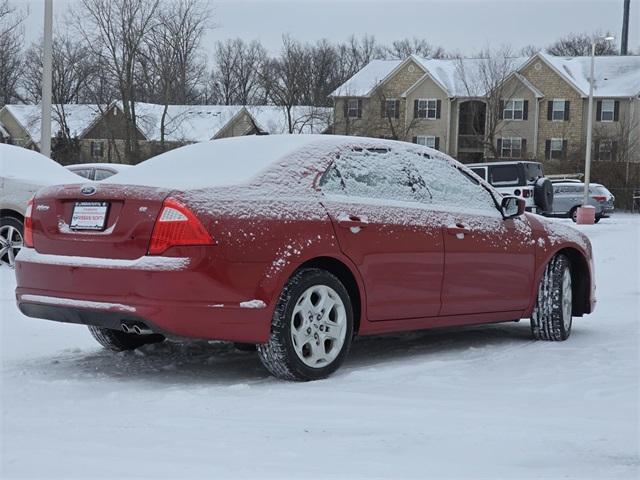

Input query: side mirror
[501,196,526,219]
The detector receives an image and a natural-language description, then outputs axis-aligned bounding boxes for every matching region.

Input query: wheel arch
[556,247,592,316]
[296,256,364,335]
[0,209,24,223]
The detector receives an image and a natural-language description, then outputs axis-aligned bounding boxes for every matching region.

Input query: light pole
[40,0,53,158]
[577,35,615,225]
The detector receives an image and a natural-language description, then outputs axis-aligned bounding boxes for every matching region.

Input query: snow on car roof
[0,144,83,184]
[538,52,640,97]
[108,134,349,190]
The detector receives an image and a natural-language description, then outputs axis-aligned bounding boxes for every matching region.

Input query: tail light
[522,189,532,198]
[592,195,607,202]
[24,198,34,248]
[148,197,213,255]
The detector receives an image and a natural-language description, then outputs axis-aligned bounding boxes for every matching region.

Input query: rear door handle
[446,223,470,237]
[337,215,368,231]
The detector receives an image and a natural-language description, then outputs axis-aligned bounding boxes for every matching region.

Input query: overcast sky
[20,0,639,56]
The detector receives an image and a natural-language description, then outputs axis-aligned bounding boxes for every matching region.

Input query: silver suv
[548,181,615,223]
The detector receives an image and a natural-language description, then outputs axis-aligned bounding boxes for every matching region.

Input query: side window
[412,154,498,212]
[320,149,430,203]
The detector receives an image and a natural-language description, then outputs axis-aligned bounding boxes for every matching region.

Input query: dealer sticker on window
[70,202,109,230]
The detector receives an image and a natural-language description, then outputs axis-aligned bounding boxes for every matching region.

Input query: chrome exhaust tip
[121,323,131,333]
[132,325,153,335]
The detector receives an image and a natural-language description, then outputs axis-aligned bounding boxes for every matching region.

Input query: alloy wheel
[0,224,23,267]
[562,268,572,331]
[290,285,347,368]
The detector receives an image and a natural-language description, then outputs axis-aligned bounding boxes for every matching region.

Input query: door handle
[446,223,470,237]
[337,215,367,231]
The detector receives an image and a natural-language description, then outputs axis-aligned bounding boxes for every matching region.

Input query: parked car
[467,161,554,215]
[0,144,81,266]
[548,182,615,222]
[15,135,595,381]
[66,163,132,181]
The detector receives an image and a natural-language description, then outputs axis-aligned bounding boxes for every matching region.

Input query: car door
[412,154,535,316]
[319,147,445,321]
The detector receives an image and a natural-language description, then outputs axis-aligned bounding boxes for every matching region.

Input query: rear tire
[570,207,578,222]
[257,268,354,381]
[87,325,165,351]
[530,254,572,341]
[0,216,24,267]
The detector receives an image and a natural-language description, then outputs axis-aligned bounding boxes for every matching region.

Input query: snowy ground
[1,215,638,479]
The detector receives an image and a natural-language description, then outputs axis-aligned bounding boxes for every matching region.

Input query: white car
[66,163,132,181]
[0,144,81,266]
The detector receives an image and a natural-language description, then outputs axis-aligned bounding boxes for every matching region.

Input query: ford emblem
[81,185,97,196]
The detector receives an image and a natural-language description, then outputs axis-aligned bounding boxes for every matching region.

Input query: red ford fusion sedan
[14,135,595,381]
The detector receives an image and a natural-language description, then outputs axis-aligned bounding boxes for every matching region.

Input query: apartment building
[330,52,640,165]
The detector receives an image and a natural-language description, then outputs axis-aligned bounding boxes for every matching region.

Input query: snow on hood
[0,144,83,185]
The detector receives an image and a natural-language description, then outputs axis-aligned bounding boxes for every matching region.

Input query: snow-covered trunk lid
[30,183,170,260]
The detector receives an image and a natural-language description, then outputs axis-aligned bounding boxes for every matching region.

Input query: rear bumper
[15,248,275,343]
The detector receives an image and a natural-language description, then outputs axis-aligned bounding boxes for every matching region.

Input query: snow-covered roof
[248,106,332,134]
[330,59,406,97]
[1,104,104,145]
[331,55,528,98]
[130,102,246,142]
[535,52,640,97]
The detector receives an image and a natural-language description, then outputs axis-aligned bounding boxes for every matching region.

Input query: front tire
[530,254,573,341]
[258,268,354,381]
[87,325,165,351]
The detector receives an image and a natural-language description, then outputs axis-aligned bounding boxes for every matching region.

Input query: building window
[383,99,398,118]
[415,135,437,149]
[346,99,361,119]
[597,140,613,161]
[417,99,438,119]
[503,100,524,120]
[549,138,565,160]
[90,141,104,158]
[600,100,615,122]
[552,99,566,121]
[500,137,522,158]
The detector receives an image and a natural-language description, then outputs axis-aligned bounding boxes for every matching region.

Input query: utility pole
[40,0,53,158]
[621,0,630,55]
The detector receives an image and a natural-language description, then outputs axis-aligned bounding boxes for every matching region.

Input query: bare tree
[138,0,211,146]
[455,47,519,159]
[261,36,308,133]
[546,31,617,56]
[76,0,160,163]
[0,0,25,106]
[380,37,447,59]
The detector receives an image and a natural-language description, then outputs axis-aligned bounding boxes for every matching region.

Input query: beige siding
[521,59,585,163]
[494,76,538,159]
[405,75,449,151]
[0,109,32,147]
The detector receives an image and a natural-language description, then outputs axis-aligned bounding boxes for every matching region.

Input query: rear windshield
[523,163,543,182]
[590,185,610,195]
[489,164,522,187]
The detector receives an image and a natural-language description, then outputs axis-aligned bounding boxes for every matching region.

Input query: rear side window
[320,149,429,203]
[489,165,522,187]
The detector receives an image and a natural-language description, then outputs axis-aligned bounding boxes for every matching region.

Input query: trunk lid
[31,183,171,259]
